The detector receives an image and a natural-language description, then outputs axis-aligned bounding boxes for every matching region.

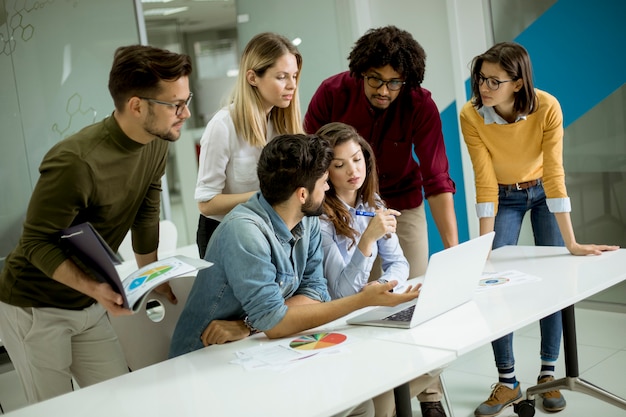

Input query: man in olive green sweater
[0,44,192,404]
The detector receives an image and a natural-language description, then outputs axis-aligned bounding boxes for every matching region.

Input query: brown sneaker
[474,383,522,417]
[537,376,566,412]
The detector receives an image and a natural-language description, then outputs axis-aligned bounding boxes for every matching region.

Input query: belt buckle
[515,182,523,191]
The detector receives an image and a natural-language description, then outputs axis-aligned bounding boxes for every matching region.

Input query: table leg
[394,382,412,417]
[522,305,626,411]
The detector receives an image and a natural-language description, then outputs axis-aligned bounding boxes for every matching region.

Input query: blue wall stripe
[515,0,626,127]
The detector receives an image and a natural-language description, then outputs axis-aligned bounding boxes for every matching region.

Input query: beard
[143,109,180,142]
[301,194,324,217]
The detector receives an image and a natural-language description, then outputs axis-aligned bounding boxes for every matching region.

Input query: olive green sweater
[0,115,168,309]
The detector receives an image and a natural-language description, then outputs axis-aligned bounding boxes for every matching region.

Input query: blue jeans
[491,182,563,369]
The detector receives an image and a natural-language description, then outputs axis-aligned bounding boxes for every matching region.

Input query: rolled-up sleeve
[413,96,456,198]
[195,115,231,203]
[222,219,289,331]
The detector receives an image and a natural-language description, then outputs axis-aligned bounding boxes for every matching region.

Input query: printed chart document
[232,332,352,371]
[60,222,212,312]
[476,270,542,292]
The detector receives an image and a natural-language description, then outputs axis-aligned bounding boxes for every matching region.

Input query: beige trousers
[395,203,430,278]
[369,203,429,281]
[0,301,128,404]
[372,371,443,416]
[333,399,375,417]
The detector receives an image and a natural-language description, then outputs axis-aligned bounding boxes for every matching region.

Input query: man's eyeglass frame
[138,93,193,116]
[363,75,406,91]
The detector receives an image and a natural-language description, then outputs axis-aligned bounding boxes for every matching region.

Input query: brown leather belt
[498,178,541,191]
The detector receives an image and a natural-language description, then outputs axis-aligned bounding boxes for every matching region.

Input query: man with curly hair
[304,25,457,417]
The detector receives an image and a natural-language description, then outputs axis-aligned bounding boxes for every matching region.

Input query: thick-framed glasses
[363,75,406,91]
[476,74,515,91]
[139,93,193,116]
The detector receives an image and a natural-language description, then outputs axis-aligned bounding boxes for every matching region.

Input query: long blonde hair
[231,33,304,147]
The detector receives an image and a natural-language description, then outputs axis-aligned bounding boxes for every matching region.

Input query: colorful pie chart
[289,332,347,351]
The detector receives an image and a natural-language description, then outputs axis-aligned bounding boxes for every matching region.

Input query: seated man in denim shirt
[169,134,418,417]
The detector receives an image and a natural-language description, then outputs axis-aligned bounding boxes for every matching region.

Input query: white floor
[0,305,624,416]
[411,304,626,417]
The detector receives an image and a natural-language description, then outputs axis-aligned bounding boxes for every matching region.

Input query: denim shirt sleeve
[220,218,289,332]
[294,217,331,302]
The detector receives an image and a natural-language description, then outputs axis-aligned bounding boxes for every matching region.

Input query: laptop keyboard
[382,304,416,322]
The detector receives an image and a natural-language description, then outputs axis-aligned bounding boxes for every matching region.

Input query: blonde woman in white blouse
[195,32,304,257]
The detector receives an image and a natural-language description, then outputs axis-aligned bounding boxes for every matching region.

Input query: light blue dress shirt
[320,198,409,299]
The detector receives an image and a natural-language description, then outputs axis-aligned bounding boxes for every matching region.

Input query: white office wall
[366,0,454,112]
[445,0,491,240]
[235,0,345,110]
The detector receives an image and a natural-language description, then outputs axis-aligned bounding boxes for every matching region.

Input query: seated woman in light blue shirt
[317,122,409,299]
[317,123,438,417]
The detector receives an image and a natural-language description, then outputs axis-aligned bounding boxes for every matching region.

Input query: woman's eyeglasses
[476,74,515,91]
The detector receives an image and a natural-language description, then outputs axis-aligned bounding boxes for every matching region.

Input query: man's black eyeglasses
[138,93,193,116]
[363,75,405,91]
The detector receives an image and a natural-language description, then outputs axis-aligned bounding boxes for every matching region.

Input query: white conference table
[5,333,454,417]
[327,246,626,355]
[8,243,456,417]
[321,246,626,415]
[7,245,625,417]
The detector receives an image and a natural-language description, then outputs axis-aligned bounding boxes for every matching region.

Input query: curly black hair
[348,25,426,90]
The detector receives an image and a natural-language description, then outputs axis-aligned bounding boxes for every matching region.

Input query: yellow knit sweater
[460,89,568,216]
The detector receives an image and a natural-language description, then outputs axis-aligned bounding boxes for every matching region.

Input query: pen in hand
[355,209,397,239]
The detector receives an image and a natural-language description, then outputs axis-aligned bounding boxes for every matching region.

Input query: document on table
[231,332,352,371]
[476,270,542,292]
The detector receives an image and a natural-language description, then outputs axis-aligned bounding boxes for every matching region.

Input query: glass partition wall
[0,0,141,259]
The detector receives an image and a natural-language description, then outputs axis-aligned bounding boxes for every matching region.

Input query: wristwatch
[243,315,259,336]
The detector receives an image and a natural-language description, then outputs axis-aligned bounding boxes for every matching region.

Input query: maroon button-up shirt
[304,71,455,211]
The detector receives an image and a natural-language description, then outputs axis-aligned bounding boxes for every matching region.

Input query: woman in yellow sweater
[460,42,618,417]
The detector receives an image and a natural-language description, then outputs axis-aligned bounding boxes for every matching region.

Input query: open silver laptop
[347,232,495,329]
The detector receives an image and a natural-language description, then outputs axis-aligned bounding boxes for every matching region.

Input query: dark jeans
[196,215,221,259]
[491,183,564,369]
